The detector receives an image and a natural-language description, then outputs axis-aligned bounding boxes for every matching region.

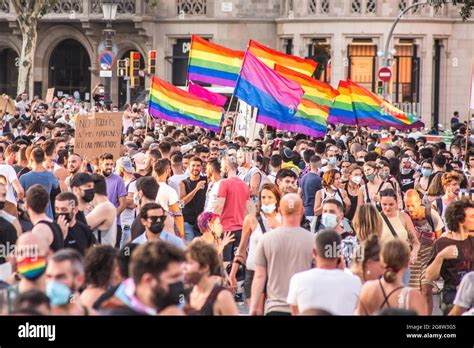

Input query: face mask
[366,173,376,182]
[379,172,389,181]
[17,256,47,281]
[0,201,5,211]
[82,188,95,203]
[328,157,337,166]
[321,213,338,229]
[400,167,411,175]
[266,133,272,140]
[421,168,432,177]
[46,280,72,306]
[149,216,165,235]
[261,203,276,214]
[152,281,185,310]
[55,212,72,224]
[351,176,362,185]
[225,131,231,138]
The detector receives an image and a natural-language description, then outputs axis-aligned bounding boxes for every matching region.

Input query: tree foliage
[429,0,474,19]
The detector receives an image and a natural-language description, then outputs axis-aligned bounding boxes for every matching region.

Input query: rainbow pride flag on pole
[248,40,318,77]
[188,35,245,87]
[328,80,357,125]
[149,76,224,132]
[274,64,338,108]
[234,51,325,138]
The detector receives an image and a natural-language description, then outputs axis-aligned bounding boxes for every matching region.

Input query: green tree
[429,0,474,19]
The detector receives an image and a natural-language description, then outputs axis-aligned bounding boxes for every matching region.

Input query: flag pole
[220,94,235,139]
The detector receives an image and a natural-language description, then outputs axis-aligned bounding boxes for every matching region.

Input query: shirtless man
[86,174,117,247]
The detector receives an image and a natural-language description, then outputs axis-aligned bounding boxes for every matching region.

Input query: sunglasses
[147,215,166,223]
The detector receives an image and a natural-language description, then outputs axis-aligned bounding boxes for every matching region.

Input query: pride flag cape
[149,76,223,132]
[248,40,317,77]
[188,35,245,87]
[274,64,339,108]
[234,51,324,138]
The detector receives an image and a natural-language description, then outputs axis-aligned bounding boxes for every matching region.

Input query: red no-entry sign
[378,67,392,82]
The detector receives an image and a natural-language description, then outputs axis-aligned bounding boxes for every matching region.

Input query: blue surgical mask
[266,133,272,140]
[225,131,231,138]
[261,203,276,214]
[321,213,338,229]
[329,157,337,166]
[366,173,376,182]
[421,168,432,177]
[46,280,72,306]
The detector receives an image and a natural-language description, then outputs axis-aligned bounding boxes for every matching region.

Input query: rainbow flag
[248,40,317,77]
[328,80,357,125]
[234,51,324,138]
[295,98,328,136]
[17,257,46,279]
[188,35,245,87]
[149,76,224,132]
[188,81,227,107]
[348,80,424,129]
[274,64,338,108]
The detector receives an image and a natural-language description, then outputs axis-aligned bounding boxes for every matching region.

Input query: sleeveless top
[182,176,208,225]
[38,220,64,252]
[321,188,344,206]
[381,211,409,244]
[344,182,358,220]
[93,203,118,247]
[246,213,281,271]
[378,278,412,311]
[194,285,228,316]
[239,167,265,203]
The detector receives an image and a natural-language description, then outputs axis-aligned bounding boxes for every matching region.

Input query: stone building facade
[0,0,473,128]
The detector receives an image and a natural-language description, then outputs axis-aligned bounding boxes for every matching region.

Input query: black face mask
[55,212,72,223]
[152,281,185,311]
[0,201,5,210]
[82,189,95,203]
[148,216,165,235]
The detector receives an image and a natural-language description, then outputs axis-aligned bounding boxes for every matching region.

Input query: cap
[117,156,135,174]
[283,147,293,160]
[70,172,93,188]
[132,152,146,171]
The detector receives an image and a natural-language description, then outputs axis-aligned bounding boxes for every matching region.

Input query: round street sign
[98,50,115,71]
[378,67,392,82]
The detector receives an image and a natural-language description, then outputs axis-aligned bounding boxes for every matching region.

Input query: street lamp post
[101,0,118,110]
[380,1,429,100]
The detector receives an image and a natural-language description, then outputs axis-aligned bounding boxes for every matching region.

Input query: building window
[366,0,376,14]
[399,0,407,12]
[177,0,206,15]
[308,0,317,14]
[391,43,420,107]
[351,0,362,13]
[51,0,83,13]
[307,40,331,84]
[347,43,376,92]
[282,38,294,55]
[321,0,330,13]
[0,0,9,13]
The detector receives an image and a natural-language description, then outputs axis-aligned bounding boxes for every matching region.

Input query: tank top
[246,213,281,271]
[321,188,343,206]
[344,182,358,220]
[182,176,208,225]
[381,212,409,244]
[197,285,228,316]
[93,217,118,247]
[38,220,64,252]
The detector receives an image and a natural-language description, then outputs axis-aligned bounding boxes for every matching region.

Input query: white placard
[222,2,232,12]
[100,70,112,77]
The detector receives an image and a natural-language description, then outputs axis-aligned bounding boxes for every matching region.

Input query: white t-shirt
[0,164,19,205]
[168,173,189,197]
[287,268,362,315]
[156,182,180,235]
[120,180,137,227]
[204,180,221,212]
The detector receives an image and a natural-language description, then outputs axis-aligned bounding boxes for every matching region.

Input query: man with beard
[179,157,207,241]
[45,249,87,315]
[433,171,463,224]
[100,241,186,315]
[275,169,298,195]
[99,153,127,248]
[132,203,185,250]
[65,154,83,189]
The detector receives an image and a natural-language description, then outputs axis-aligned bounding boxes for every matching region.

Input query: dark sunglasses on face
[147,215,166,223]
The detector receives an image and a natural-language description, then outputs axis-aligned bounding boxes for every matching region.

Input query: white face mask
[351,176,362,185]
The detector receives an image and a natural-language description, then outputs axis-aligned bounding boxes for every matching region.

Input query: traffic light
[130,51,140,88]
[117,59,128,77]
[377,81,384,95]
[148,50,157,75]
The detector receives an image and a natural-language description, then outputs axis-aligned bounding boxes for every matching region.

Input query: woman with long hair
[344,164,363,221]
[229,183,282,306]
[356,239,427,315]
[415,159,433,197]
[350,235,384,283]
[314,169,351,216]
[352,204,383,242]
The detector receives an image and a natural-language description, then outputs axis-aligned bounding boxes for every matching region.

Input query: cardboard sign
[75,112,123,161]
[45,88,55,104]
[0,96,15,114]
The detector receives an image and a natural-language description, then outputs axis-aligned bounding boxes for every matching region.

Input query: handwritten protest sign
[75,112,123,161]
[45,88,55,104]
[0,96,15,114]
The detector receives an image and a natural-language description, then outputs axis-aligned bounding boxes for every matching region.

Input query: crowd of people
[0,91,472,317]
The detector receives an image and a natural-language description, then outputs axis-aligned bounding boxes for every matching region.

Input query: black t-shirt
[131,215,145,241]
[76,210,88,225]
[64,221,96,255]
[0,217,17,264]
[429,236,474,288]
[399,170,415,193]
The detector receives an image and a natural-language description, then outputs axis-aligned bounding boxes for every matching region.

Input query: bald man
[249,194,314,316]
[404,189,444,315]
[14,232,51,294]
